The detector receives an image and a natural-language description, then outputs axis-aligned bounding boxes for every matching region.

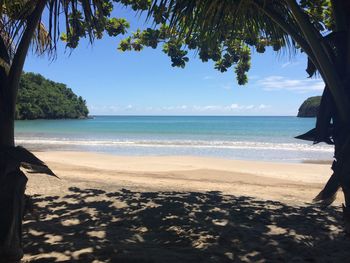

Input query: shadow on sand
[23,187,350,262]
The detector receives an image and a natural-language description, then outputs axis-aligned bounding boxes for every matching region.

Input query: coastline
[26,151,338,205]
[302,159,333,165]
[15,115,334,163]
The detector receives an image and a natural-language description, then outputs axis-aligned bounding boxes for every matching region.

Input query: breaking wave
[16,137,333,153]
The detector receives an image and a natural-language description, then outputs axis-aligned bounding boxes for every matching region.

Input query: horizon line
[89,114,300,117]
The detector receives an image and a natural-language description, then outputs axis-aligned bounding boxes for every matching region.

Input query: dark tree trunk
[332,128,350,232]
[0,157,27,263]
[0,2,47,260]
[0,72,28,262]
[334,19,350,231]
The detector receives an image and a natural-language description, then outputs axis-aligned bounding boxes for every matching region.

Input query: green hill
[297,96,321,117]
[16,72,89,120]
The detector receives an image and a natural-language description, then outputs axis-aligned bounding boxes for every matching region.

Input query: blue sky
[24,6,324,116]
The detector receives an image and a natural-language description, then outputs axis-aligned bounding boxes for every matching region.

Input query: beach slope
[23,152,349,262]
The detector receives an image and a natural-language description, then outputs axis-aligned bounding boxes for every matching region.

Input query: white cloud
[90,103,272,115]
[230,104,239,109]
[281,61,300,68]
[193,105,221,111]
[180,105,188,110]
[190,104,270,112]
[257,76,324,93]
[258,104,271,109]
[203,75,214,80]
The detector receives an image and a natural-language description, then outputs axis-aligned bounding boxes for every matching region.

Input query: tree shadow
[23,187,350,262]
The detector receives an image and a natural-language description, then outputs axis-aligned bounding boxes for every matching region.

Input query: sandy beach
[23,152,350,262]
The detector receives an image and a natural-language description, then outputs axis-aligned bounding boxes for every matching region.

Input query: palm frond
[295,127,334,145]
[7,146,58,178]
[148,0,299,56]
[32,22,52,55]
[0,0,130,61]
[0,0,37,59]
[313,172,340,207]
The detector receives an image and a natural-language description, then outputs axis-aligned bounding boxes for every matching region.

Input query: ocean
[15,116,333,163]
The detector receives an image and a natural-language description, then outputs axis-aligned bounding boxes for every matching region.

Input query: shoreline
[26,151,338,205]
[302,159,333,165]
[15,115,334,164]
[25,146,333,162]
[19,142,333,164]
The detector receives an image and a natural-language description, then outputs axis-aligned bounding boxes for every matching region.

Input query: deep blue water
[15,116,333,162]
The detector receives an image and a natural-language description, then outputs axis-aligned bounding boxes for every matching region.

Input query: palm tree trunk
[0,113,15,147]
[0,158,27,263]
[0,2,47,260]
[333,131,350,232]
[0,73,28,262]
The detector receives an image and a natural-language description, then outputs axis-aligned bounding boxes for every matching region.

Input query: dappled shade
[24,187,350,262]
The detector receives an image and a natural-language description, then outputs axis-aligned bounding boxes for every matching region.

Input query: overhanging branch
[253,1,330,92]
[286,0,350,125]
[253,1,314,61]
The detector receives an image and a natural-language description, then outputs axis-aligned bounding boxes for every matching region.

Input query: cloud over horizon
[257,75,324,93]
[89,103,272,115]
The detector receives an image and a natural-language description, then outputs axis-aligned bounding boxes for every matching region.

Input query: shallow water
[15,116,333,163]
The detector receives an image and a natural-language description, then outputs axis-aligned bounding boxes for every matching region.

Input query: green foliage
[115,0,344,88]
[16,72,89,120]
[118,0,151,11]
[0,0,132,60]
[58,3,130,49]
[297,96,321,117]
[116,0,304,86]
[118,20,256,85]
[299,0,335,31]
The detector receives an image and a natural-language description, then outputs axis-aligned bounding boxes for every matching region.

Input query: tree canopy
[16,72,89,120]
[0,0,131,57]
[118,0,350,123]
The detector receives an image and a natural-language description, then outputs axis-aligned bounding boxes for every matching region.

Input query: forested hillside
[297,96,321,117]
[16,72,89,120]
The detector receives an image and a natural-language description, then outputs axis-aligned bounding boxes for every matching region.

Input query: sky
[24,6,324,116]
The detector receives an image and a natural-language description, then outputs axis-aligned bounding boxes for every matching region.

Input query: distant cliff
[16,72,89,120]
[297,96,321,117]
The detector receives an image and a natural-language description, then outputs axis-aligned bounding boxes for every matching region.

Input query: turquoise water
[15,116,333,162]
